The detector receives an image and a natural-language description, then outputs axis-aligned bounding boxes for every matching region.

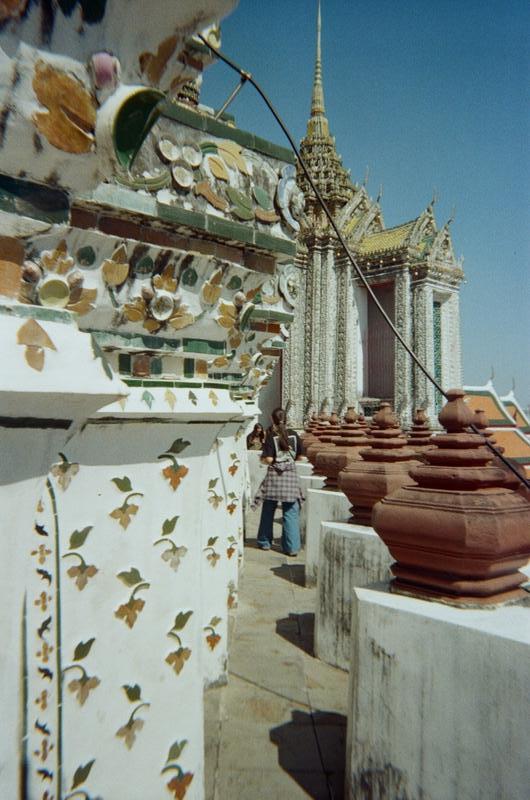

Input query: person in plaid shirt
[253,408,305,555]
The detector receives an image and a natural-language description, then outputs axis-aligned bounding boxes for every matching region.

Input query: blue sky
[201,0,529,406]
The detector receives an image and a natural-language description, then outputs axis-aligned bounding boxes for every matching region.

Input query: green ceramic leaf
[226,186,253,210]
[71,759,95,790]
[76,246,96,267]
[112,476,133,493]
[188,390,198,406]
[117,567,144,587]
[167,438,191,455]
[253,185,273,210]
[166,739,188,763]
[232,204,255,221]
[172,610,193,631]
[123,684,142,702]
[226,275,242,290]
[229,453,237,460]
[142,390,154,409]
[210,616,222,627]
[200,141,218,153]
[181,267,198,287]
[135,256,154,275]
[73,638,95,662]
[228,492,237,499]
[68,526,93,550]
[207,536,218,547]
[208,478,219,489]
[162,516,179,536]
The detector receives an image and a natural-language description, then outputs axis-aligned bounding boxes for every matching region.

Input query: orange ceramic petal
[32,61,96,154]
[17,319,56,350]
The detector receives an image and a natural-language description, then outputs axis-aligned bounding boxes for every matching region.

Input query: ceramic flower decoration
[20,240,97,314]
[123,264,194,333]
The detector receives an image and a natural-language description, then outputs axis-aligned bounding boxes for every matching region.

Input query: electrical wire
[198,34,530,490]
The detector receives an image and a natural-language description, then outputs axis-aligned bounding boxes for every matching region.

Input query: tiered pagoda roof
[298,2,464,288]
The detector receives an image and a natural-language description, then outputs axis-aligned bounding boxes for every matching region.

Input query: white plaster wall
[441,291,462,390]
[0,429,71,800]
[355,284,368,398]
[346,586,530,800]
[258,358,282,428]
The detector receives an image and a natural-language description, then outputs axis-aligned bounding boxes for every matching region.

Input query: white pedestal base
[305,488,350,586]
[299,473,325,543]
[346,585,530,800]
[315,522,392,670]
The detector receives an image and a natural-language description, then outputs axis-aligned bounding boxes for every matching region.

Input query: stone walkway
[205,509,349,799]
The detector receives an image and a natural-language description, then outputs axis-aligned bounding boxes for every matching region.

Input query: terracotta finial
[315,414,368,488]
[407,408,434,457]
[438,387,473,432]
[344,406,358,425]
[329,411,340,426]
[337,404,420,525]
[372,389,530,606]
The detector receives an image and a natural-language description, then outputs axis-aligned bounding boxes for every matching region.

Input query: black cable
[198,34,530,490]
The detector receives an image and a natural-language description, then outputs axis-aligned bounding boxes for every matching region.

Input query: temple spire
[311,0,325,118]
[299,0,353,209]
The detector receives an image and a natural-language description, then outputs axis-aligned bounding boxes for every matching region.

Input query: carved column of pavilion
[336,255,358,416]
[282,262,307,425]
[441,290,462,389]
[319,237,338,408]
[412,280,436,419]
[393,268,413,424]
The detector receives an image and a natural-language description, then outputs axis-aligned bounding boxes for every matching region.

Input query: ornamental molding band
[0,3,303,798]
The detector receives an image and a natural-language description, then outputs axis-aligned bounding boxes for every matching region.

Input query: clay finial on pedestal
[306,420,343,467]
[315,413,368,488]
[301,413,321,454]
[343,406,358,425]
[407,408,435,456]
[337,403,420,525]
[372,388,530,606]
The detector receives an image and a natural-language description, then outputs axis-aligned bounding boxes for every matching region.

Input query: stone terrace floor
[204,508,349,799]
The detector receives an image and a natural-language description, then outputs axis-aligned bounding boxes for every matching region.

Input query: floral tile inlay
[109,476,143,529]
[114,568,150,628]
[159,439,190,490]
[166,610,193,676]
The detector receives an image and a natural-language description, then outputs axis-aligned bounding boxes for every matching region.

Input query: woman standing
[253,407,304,556]
[246,422,265,450]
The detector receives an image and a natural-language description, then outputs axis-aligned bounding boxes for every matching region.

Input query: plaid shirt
[252,459,305,508]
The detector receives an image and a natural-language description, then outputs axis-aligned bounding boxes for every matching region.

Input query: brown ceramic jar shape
[306,415,342,467]
[338,403,420,524]
[315,420,368,488]
[406,408,435,458]
[372,389,530,606]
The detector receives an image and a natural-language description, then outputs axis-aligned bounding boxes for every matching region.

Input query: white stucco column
[0,305,125,800]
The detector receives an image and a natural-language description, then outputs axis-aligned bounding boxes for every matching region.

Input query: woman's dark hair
[252,423,264,442]
[271,407,290,451]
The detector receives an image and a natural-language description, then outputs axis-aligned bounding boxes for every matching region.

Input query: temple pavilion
[281,2,465,427]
